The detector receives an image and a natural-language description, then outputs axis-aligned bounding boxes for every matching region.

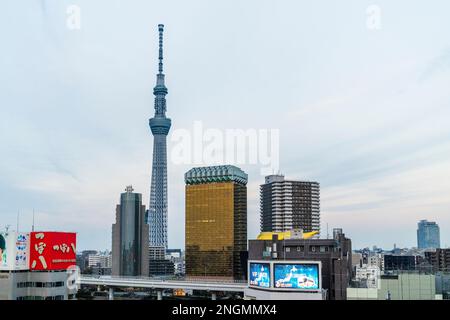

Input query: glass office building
[417,220,440,249]
[185,165,248,280]
[112,186,149,277]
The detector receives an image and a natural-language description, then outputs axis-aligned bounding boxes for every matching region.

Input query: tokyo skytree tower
[148,24,171,249]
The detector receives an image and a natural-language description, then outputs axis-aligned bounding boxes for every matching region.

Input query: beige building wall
[347,273,438,300]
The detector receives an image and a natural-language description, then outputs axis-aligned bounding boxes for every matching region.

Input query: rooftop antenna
[32,209,35,232]
[326,223,329,239]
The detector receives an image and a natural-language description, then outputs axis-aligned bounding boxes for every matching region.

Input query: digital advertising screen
[0,232,30,271]
[274,263,320,290]
[30,231,77,271]
[0,232,9,270]
[249,262,271,288]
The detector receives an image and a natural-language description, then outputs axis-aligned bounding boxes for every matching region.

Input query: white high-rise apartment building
[260,175,320,235]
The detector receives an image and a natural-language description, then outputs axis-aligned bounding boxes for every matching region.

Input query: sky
[1,0,450,251]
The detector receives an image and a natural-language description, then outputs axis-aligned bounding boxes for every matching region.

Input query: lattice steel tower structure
[148,24,171,249]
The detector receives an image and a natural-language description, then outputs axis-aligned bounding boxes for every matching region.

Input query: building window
[285,247,290,253]
[297,246,304,252]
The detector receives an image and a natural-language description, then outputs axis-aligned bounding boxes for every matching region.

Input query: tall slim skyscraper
[417,220,440,249]
[185,165,248,280]
[260,174,320,235]
[112,186,149,277]
[148,24,171,249]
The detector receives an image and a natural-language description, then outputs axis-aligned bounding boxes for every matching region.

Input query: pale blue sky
[1,0,450,251]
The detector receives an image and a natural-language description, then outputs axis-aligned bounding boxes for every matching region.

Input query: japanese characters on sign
[30,232,76,271]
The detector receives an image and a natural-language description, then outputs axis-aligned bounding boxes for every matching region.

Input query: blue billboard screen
[249,263,271,288]
[274,263,320,290]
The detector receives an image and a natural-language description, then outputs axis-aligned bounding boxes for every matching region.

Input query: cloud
[419,48,450,83]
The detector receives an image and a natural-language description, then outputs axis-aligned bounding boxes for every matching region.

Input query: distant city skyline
[1,1,450,251]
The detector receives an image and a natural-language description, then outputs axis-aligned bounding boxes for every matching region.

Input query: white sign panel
[0,232,30,270]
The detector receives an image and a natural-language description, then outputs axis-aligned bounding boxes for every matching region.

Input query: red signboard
[29,232,77,271]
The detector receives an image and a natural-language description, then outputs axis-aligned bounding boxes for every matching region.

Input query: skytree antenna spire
[158,24,164,74]
[148,24,171,250]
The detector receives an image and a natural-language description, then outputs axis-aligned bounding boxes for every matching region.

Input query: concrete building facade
[0,270,77,300]
[425,249,450,272]
[260,175,320,236]
[348,273,440,300]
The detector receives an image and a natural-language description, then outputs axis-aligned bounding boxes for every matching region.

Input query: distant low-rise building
[352,253,363,268]
[148,245,175,276]
[76,250,97,274]
[88,253,112,268]
[368,254,383,270]
[383,255,418,271]
[435,272,450,299]
[149,259,175,276]
[425,249,450,273]
[166,249,184,275]
[348,273,440,300]
[354,265,380,289]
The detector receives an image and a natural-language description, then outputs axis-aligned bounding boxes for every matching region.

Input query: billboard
[30,232,77,271]
[274,263,320,290]
[249,262,271,288]
[0,232,30,271]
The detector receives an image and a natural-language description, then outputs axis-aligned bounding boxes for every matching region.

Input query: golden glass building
[185,165,248,280]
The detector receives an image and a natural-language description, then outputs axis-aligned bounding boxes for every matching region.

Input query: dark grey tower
[148,24,171,249]
[112,186,149,277]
